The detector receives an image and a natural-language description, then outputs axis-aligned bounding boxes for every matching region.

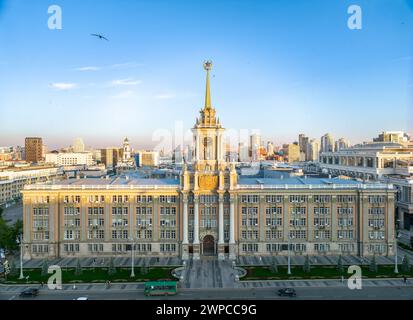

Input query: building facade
[25,137,43,163]
[0,166,63,206]
[45,152,94,166]
[21,63,397,260]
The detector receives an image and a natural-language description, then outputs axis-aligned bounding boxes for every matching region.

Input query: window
[314,195,331,203]
[338,207,353,214]
[289,218,306,227]
[242,243,258,252]
[339,243,355,252]
[337,195,355,203]
[160,230,176,239]
[289,230,306,239]
[266,207,282,215]
[63,244,79,252]
[289,195,307,203]
[265,230,283,239]
[314,207,330,215]
[88,244,104,252]
[291,207,306,215]
[160,244,176,252]
[160,195,177,203]
[314,243,330,252]
[368,208,385,215]
[241,195,259,203]
[266,195,282,203]
[368,195,385,204]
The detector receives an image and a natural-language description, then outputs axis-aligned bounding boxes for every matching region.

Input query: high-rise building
[73,138,85,153]
[298,134,309,154]
[101,148,120,169]
[25,137,43,163]
[287,143,300,163]
[249,133,261,161]
[266,141,274,156]
[321,133,335,153]
[238,142,250,162]
[306,139,320,161]
[335,138,350,151]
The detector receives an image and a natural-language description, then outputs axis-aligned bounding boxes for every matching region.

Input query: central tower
[181,62,238,261]
[192,61,226,172]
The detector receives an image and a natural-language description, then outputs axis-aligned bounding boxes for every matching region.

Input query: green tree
[369,255,378,273]
[337,255,344,273]
[401,254,411,274]
[108,257,116,275]
[0,206,3,219]
[303,255,311,273]
[0,218,23,252]
[75,258,83,276]
[41,259,49,276]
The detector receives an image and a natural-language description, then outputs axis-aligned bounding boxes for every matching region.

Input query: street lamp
[394,232,401,274]
[16,234,24,280]
[130,236,135,278]
[287,234,294,275]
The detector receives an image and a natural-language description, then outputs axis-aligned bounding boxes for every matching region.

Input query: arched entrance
[202,235,215,256]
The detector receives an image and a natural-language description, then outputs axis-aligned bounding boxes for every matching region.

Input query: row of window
[33,208,49,216]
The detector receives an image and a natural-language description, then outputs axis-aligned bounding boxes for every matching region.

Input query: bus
[144,281,178,296]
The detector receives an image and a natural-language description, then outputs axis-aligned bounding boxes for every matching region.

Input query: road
[2,285,413,300]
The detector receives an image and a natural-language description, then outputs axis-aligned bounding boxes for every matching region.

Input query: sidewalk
[238,277,413,289]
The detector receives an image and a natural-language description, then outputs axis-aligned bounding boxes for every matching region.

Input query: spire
[203,60,212,109]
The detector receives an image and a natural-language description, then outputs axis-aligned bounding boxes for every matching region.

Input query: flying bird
[91,33,109,41]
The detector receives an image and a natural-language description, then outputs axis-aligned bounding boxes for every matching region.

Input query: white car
[74,297,89,300]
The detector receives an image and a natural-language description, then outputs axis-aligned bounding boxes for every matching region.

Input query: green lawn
[1,266,177,284]
[242,265,413,280]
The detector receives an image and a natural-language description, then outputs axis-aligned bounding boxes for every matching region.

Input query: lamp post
[287,234,294,275]
[130,236,135,278]
[16,234,24,280]
[394,232,400,274]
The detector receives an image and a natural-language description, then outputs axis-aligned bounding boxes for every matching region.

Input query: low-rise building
[45,152,94,166]
[0,166,63,206]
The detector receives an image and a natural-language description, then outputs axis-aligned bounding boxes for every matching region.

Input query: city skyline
[1,0,412,148]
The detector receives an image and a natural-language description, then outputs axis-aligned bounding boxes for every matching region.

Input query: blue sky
[0,0,412,150]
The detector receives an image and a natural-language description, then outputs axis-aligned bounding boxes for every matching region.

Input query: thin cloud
[49,83,77,90]
[111,78,142,86]
[110,90,135,99]
[111,62,143,69]
[74,66,101,71]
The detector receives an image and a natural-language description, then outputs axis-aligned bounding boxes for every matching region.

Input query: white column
[195,134,199,161]
[193,196,200,244]
[183,198,189,244]
[218,195,224,244]
[229,197,235,244]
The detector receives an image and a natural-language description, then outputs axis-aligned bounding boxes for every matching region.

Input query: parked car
[278,288,296,297]
[19,288,39,297]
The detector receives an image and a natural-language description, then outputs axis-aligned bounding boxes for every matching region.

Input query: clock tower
[181,61,238,260]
